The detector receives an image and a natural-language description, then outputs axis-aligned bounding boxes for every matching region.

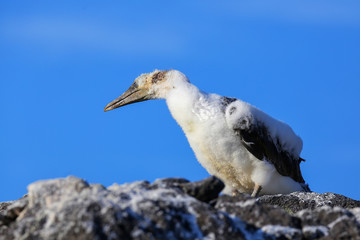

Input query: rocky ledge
[1,176,359,240]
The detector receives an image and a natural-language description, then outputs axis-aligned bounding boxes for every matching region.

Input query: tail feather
[301,183,311,192]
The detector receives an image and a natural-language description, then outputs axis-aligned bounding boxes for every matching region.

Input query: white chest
[166,89,257,192]
[183,114,257,192]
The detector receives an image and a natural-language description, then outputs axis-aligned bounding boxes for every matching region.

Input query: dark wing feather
[234,116,306,184]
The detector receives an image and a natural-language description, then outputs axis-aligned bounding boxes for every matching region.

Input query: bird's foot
[251,184,262,197]
[232,190,240,197]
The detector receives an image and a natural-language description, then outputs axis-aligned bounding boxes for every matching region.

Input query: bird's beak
[104,82,149,112]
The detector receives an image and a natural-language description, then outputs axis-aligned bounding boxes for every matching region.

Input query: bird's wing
[225,100,306,184]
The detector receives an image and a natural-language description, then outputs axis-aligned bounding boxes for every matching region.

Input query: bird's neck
[165,82,206,133]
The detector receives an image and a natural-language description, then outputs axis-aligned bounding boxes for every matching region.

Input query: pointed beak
[104,82,149,112]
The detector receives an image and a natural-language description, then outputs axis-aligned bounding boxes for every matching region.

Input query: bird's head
[104,69,188,112]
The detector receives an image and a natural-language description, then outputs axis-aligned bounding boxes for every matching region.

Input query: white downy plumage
[104,69,310,196]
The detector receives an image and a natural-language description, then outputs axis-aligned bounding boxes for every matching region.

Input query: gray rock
[0,195,28,227]
[215,194,305,240]
[215,194,302,229]
[350,207,360,223]
[152,176,224,204]
[258,192,360,214]
[296,206,360,239]
[0,176,253,240]
[179,176,225,203]
[0,202,12,212]
[1,176,360,240]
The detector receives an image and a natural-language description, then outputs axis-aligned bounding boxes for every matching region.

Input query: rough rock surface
[258,192,360,214]
[0,176,359,240]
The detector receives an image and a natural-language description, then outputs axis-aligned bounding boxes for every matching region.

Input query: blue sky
[1,1,359,201]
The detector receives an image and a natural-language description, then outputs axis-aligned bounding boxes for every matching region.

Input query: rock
[215,194,305,240]
[179,176,225,203]
[215,194,302,229]
[152,176,224,204]
[0,202,12,212]
[1,176,360,240]
[0,195,28,227]
[258,192,360,214]
[295,206,360,239]
[0,176,250,240]
[350,207,360,223]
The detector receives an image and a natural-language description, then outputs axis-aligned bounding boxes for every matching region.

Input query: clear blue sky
[1,1,359,201]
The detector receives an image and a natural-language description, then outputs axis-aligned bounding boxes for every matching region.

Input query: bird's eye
[130,81,139,89]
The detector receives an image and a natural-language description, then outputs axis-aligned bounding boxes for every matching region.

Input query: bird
[104,69,310,197]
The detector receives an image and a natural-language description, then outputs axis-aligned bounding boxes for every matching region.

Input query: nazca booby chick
[104,70,310,196]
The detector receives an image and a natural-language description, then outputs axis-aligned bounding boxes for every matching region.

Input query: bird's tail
[298,157,310,192]
[301,183,311,192]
